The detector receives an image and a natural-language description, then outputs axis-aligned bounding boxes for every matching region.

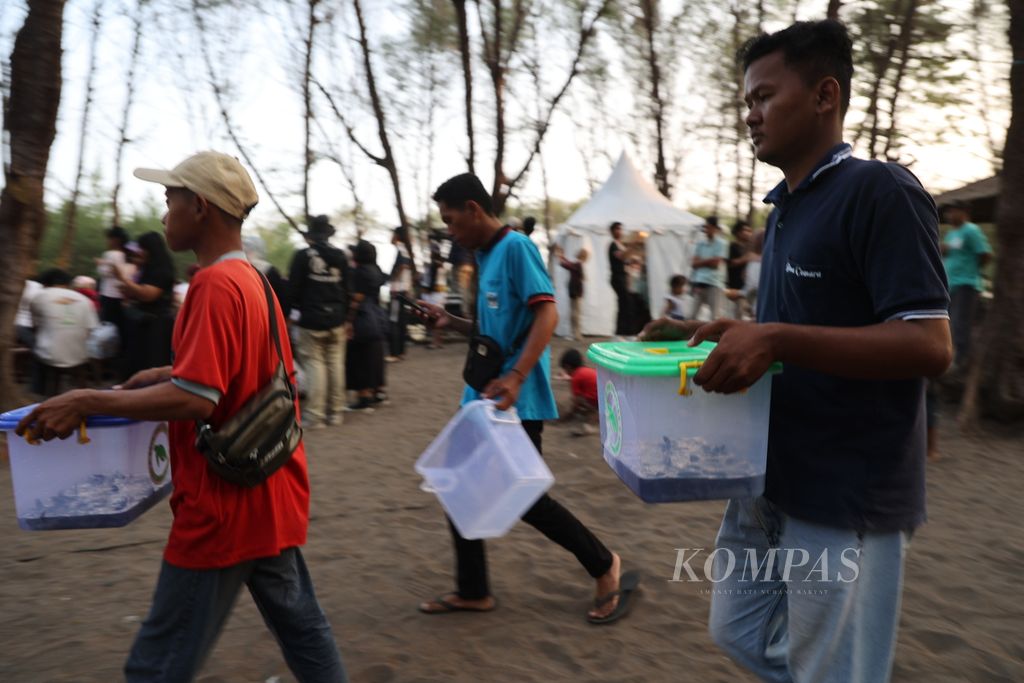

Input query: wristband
[510,367,527,381]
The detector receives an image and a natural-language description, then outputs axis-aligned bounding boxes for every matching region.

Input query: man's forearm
[446,315,474,336]
[766,319,952,379]
[80,381,215,422]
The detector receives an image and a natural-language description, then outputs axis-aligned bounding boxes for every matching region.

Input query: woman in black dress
[345,240,388,411]
[115,231,175,379]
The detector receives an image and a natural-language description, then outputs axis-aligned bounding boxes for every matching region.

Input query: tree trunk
[970,0,1003,172]
[112,2,144,228]
[0,0,66,408]
[959,0,1024,427]
[192,2,301,233]
[641,0,671,198]
[881,0,919,161]
[826,0,842,20]
[492,0,611,214]
[745,0,764,222]
[452,0,475,175]
[351,0,415,261]
[729,1,748,221]
[57,2,101,269]
[858,1,904,158]
[302,0,318,222]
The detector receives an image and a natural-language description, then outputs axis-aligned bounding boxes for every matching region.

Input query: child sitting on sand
[557,349,599,436]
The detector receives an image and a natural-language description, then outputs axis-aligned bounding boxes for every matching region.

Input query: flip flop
[418,595,497,615]
[586,570,640,625]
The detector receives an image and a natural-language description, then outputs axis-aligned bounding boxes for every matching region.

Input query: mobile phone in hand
[395,293,430,317]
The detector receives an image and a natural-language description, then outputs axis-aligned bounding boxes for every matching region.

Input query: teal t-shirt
[943,222,991,290]
[460,230,558,421]
[692,237,729,287]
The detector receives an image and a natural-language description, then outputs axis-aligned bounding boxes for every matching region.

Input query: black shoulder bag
[462,267,528,392]
[195,269,302,487]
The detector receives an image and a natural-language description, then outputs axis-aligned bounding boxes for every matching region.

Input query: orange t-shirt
[165,258,309,569]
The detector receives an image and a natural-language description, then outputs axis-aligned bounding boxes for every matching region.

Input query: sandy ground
[0,337,1022,683]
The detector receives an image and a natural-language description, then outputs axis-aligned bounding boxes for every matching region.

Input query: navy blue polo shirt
[758,143,949,533]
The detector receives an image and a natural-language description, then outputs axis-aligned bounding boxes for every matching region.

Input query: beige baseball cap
[134,151,259,220]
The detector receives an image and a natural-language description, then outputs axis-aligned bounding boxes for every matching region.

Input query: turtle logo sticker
[604,381,623,458]
[148,423,171,485]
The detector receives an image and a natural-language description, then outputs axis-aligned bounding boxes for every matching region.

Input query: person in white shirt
[96,226,134,339]
[663,274,688,321]
[30,269,99,395]
[15,278,42,347]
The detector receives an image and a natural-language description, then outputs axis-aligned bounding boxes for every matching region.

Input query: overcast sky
[1,0,1012,238]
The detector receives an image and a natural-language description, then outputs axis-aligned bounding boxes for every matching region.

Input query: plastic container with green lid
[587,340,781,503]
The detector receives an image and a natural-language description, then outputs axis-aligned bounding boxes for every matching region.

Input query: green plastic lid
[587,340,783,377]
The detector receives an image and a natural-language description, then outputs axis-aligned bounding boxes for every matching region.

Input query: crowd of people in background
[9,213,495,427]
[10,197,986,424]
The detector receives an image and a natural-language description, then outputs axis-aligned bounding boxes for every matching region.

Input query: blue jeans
[125,547,347,683]
[708,498,908,683]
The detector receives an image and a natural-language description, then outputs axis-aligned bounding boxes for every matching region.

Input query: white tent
[553,153,704,338]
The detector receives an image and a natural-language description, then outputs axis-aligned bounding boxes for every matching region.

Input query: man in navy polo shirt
[415,173,637,625]
[643,21,950,683]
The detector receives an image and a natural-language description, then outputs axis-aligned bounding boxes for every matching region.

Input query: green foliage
[35,195,195,281]
[255,220,301,273]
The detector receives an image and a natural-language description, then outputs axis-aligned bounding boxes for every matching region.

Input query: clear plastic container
[0,405,172,530]
[415,400,554,539]
[587,341,781,503]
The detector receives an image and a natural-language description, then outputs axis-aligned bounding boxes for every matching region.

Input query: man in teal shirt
[415,173,637,626]
[941,200,991,366]
[690,216,729,319]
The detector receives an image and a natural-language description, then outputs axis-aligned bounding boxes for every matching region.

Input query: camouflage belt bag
[195,268,302,488]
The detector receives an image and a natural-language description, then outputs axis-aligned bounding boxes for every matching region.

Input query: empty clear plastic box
[588,341,781,503]
[0,405,172,530]
[415,400,554,539]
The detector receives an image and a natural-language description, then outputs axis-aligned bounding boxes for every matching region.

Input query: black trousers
[949,285,978,365]
[611,278,632,336]
[388,298,408,358]
[447,420,614,600]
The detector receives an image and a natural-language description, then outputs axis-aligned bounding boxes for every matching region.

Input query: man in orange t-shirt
[18,152,347,682]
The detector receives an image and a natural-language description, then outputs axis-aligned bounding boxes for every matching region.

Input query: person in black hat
[288,215,351,427]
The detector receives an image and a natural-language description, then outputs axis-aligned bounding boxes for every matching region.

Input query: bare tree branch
[192,1,302,233]
[501,0,613,211]
[57,1,102,270]
[452,0,475,173]
[112,0,145,228]
[313,78,384,165]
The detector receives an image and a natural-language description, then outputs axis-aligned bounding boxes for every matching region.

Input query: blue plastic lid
[0,404,136,431]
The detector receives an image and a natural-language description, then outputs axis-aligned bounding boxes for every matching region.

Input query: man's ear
[193,193,211,220]
[816,77,841,115]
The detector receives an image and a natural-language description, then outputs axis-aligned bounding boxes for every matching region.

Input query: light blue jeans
[708,497,909,683]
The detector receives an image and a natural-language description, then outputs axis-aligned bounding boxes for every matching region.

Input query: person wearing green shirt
[941,200,991,366]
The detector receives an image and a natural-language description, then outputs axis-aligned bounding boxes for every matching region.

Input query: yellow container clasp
[24,419,90,446]
[644,347,669,355]
[678,361,703,396]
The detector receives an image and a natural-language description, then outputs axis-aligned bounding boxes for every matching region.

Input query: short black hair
[670,274,687,288]
[559,348,584,371]
[393,225,408,241]
[705,215,719,228]
[38,268,72,287]
[739,20,854,117]
[609,221,623,234]
[106,226,129,245]
[522,216,536,236]
[432,173,495,216]
[731,220,751,236]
